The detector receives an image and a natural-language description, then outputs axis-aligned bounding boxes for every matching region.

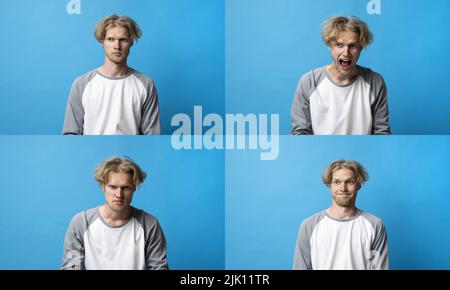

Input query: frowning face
[103,171,135,213]
[102,26,132,65]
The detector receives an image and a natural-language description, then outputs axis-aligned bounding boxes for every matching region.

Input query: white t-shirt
[61,207,168,270]
[293,209,389,270]
[63,69,160,135]
[291,65,391,135]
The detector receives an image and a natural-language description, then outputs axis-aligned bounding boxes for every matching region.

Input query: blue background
[0,136,224,269]
[226,136,450,269]
[226,0,450,134]
[0,0,224,134]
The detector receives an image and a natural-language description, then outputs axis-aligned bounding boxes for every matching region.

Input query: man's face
[329,168,359,208]
[102,26,132,65]
[329,30,362,79]
[103,171,135,213]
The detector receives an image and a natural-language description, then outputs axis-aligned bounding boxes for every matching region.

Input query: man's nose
[114,188,124,196]
[343,45,350,55]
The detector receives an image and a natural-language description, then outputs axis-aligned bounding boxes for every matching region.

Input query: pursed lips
[337,192,352,196]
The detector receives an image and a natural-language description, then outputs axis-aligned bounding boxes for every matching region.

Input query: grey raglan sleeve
[144,217,168,270]
[371,74,391,135]
[62,78,85,135]
[370,221,389,270]
[293,220,313,270]
[290,74,314,135]
[140,80,161,135]
[60,213,86,270]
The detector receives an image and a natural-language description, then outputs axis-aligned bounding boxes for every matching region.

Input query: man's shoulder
[70,69,98,92]
[299,66,327,83]
[296,66,327,96]
[69,207,99,231]
[357,65,385,84]
[300,210,327,230]
[130,69,155,87]
[130,206,159,227]
[359,210,385,229]
[73,69,98,83]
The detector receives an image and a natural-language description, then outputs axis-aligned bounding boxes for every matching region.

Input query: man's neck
[99,204,131,226]
[327,204,358,220]
[326,65,358,86]
[98,60,130,78]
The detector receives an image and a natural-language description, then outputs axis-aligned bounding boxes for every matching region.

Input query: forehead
[335,30,359,43]
[105,25,129,37]
[107,171,132,184]
[332,168,355,180]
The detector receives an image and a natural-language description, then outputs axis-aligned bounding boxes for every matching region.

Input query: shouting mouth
[339,59,352,70]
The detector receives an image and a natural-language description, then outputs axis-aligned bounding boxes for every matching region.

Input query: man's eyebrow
[106,36,130,40]
[342,41,358,45]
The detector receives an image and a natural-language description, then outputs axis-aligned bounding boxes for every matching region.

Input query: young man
[293,160,388,270]
[61,157,168,270]
[63,15,161,135]
[291,16,391,135]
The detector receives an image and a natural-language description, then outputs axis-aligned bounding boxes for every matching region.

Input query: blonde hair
[321,16,373,48]
[94,14,142,44]
[94,156,147,190]
[322,160,368,187]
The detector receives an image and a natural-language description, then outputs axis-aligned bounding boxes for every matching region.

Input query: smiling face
[329,168,360,208]
[328,30,362,83]
[103,171,135,213]
[102,25,132,66]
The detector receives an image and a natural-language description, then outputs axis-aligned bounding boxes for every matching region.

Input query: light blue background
[0,0,224,134]
[226,0,450,134]
[226,136,450,269]
[0,136,224,269]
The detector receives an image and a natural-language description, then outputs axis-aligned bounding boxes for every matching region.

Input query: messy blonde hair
[94,156,147,190]
[94,14,142,44]
[321,16,373,48]
[322,160,368,187]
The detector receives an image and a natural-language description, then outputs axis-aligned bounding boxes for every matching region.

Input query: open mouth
[339,59,352,69]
